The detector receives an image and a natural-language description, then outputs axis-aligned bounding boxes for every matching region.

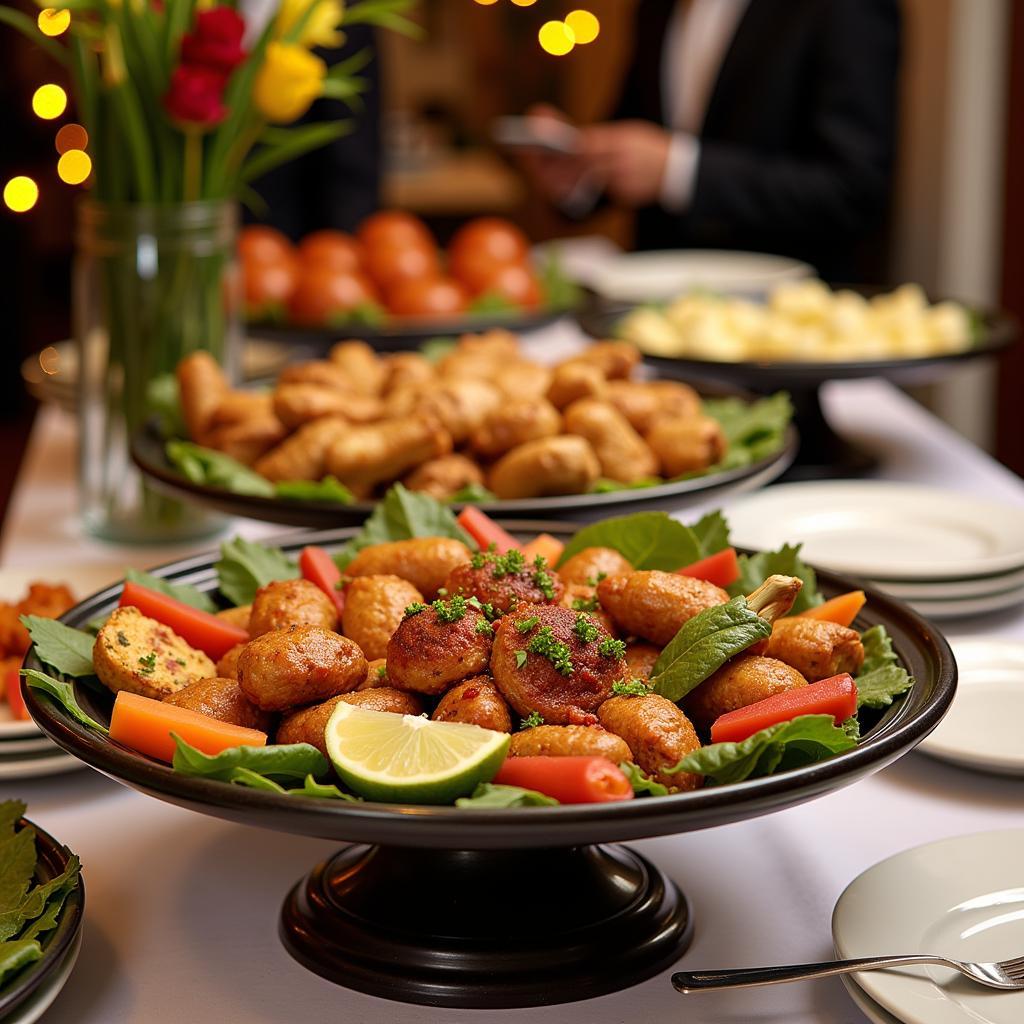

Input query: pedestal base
[782,385,879,481]
[280,843,693,1008]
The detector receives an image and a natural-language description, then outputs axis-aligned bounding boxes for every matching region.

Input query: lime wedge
[325,704,510,804]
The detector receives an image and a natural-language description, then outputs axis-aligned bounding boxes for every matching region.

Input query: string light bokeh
[470,1,600,55]
[55,124,88,155]
[36,8,70,37]
[57,150,91,186]
[3,177,39,214]
[32,84,68,120]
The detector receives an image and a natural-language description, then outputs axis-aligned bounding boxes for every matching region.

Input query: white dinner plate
[874,565,1024,600]
[905,587,1024,620]
[841,975,903,1024]
[11,928,82,1024]
[587,249,813,302]
[0,749,82,780]
[833,830,1024,1024]
[0,735,58,755]
[918,640,1024,775]
[726,483,1024,580]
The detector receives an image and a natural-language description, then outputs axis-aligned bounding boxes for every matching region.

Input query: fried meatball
[216,642,245,680]
[685,654,808,733]
[276,688,424,755]
[645,415,727,476]
[763,618,865,682]
[491,361,552,401]
[403,454,484,500]
[558,547,634,588]
[605,379,702,434]
[432,676,512,732]
[491,605,625,724]
[165,676,274,732]
[598,571,729,646]
[598,694,701,791]
[488,436,601,500]
[572,340,641,380]
[419,380,502,444]
[444,550,563,614]
[216,604,252,632]
[509,724,632,762]
[558,585,618,636]
[341,574,423,661]
[356,657,390,690]
[237,626,367,712]
[0,605,28,659]
[546,361,607,410]
[470,398,562,460]
[94,606,215,701]
[624,642,660,681]
[386,603,493,695]
[253,415,348,483]
[248,578,337,638]
[563,398,659,483]
[345,537,472,600]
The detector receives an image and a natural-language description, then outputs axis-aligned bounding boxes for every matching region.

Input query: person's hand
[580,120,672,207]
[513,104,590,205]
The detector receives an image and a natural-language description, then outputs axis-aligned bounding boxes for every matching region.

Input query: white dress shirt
[660,0,751,212]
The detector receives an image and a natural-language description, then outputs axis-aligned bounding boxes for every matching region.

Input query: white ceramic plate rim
[874,566,1024,599]
[832,829,1024,1024]
[0,750,82,780]
[726,482,1024,579]
[840,974,901,1024]
[905,588,1024,618]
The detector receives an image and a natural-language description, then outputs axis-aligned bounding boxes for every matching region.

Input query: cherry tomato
[238,225,294,266]
[243,254,300,318]
[474,261,543,309]
[364,242,440,291]
[387,277,468,318]
[448,217,530,288]
[358,210,435,252]
[298,230,364,273]
[288,265,380,326]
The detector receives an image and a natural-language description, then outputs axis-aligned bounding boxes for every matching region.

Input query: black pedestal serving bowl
[22,525,956,1009]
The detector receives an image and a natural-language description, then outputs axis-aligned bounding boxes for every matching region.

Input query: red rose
[163,66,228,126]
[180,7,246,74]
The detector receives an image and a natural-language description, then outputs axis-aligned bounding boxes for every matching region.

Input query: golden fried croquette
[597,571,729,646]
[94,606,215,701]
[509,723,631,762]
[216,605,252,632]
[341,574,424,661]
[546,361,607,410]
[248,578,337,638]
[487,436,601,500]
[432,676,512,732]
[356,658,390,690]
[598,694,701,791]
[328,340,387,395]
[605,379,703,434]
[237,626,367,711]
[470,398,562,460]
[164,676,273,731]
[383,352,434,392]
[419,380,502,444]
[204,417,287,466]
[571,341,641,380]
[216,642,245,680]
[177,351,228,442]
[490,361,552,401]
[345,537,471,600]
[272,383,382,430]
[444,549,563,614]
[624,642,661,681]
[558,547,634,588]
[403,454,485,500]
[645,415,727,476]
[558,585,618,636]
[278,360,352,392]
[763,617,865,682]
[253,416,349,482]
[562,399,659,483]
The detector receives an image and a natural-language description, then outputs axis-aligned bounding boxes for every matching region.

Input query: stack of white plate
[0,711,79,779]
[726,482,1024,620]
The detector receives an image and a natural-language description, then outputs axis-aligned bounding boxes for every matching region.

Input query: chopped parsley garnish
[573,613,600,644]
[598,636,627,660]
[475,618,495,637]
[433,595,468,623]
[466,596,499,621]
[376,665,388,679]
[116,631,130,648]
[515,650,528,669]
[520,711,545,729]
[532,562,557,600]
[516,615,540,634]
[527,626,574,676]
[138,651,157,675]
[470,547,528,579]
[585,572,608,587]
[404,601,429,618]
[571,595,599,612]
[612,678,652,697]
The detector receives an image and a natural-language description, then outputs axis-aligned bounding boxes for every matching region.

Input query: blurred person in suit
[519,0,901,280]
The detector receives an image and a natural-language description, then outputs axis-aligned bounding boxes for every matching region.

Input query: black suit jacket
[617,0,901,279]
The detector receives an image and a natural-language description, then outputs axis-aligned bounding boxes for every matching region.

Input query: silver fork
[673,953,1024,992]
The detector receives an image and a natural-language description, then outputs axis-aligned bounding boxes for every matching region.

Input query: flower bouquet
[1,0,416,541]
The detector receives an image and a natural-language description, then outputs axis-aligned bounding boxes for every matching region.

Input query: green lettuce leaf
[419,337,456,363]
[670,714,857,785]
[0,804,25,841]
[468,292,516,315]
[4,856,81,943]
[619,761,668,797]
[146,373,186,440]
[292,775,360,801]
[455,784,558,808]
[166,440,275,498]
[215,536,298,606]
[0,939,41,987]
[702,392,793,470]
[172,736,329,782]
[650,597,771,702]
[0,829,37,915]
[21,617,96,678]
[690,510,730,559]
[728,542,824,614]
[447,483,497,505]
[274,476,356,506]
[124,568,217,613]
[590,477,663,494]
[537,248,582,311]
[21,670,107,734]
[333,484,475,570]
[556,511,701,570]
[855,624,913,709]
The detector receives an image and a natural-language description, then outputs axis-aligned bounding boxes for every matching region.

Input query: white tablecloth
[3,342,1023,1024]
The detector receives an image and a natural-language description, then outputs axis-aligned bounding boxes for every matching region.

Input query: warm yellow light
[55,123,88,155]
[472,0,500,5]
[32,83,67,120]
[3,177,39,213]
[37,8,70,37]
[57,149,91,185]
[565,9,599,44]
[539,20,575,56]
[510,0,538,6]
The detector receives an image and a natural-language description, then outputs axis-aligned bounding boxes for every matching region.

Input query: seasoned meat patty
[344,537,471,599]
[491,605,626,724]
[444,548,563,614]
[165,676,273,732]
[432,676,512,732]
[509,724,632,762]
[248,578,337,638]
[763,617,865,682]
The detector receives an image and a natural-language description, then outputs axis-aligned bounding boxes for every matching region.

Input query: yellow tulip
[276,0,345,49]
[253,42,327,123]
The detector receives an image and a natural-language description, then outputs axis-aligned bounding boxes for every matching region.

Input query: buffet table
[2,330,1022,1024]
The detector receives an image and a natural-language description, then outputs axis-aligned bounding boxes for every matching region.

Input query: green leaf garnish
[171,736,329,782]
[215,537,298,607]
[520,710,544,729]
[165,440,275,498]
[855,625,913,708]
[728,543,824,614]
[20,670,108,734]
[455,783,557,807]
[556,511,701,570]
[619,761,667,796]
[611,679,652,697]
[21,617,96,678]
[124,568,217,613]
[274,476,356,506]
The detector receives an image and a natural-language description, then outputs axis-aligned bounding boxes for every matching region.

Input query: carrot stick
[797,590,866,628]
[520,533,565,567]
[493,756,633,803]
[299,545,346,616]
[456,507,520,554]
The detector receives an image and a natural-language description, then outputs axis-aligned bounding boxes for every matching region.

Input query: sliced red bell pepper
[710,672,858,744]
[5,668,29,721]
[299,545,346,617]
[456,507,520,555]
[493,756,633,803]
[676,547,740,588]
[119,582,248,661]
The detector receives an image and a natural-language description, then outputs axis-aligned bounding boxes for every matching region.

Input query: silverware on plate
[673,953,1024,992]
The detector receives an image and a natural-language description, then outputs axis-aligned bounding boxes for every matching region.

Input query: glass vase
[74,200,240,543]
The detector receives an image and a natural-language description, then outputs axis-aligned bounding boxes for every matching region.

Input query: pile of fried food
[92,537,864,793]
[175,332,728,500]
[0,583,75,682]
[620,280,973,362]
